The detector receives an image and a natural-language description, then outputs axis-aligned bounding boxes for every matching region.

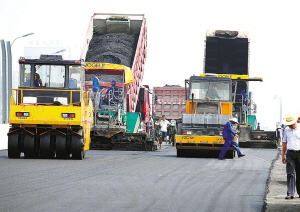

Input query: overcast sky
[1,0,299,130]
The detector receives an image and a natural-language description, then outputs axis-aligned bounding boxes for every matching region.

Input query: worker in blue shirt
[93,72,103,92]
[218,117,245,160]
[237,89,247,100]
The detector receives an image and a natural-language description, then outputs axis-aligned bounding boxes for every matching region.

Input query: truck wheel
[24,135,38,158]
[72,136,83,160]
[8,134,20,158]
[40,135,55,159]
[177,149,183,157]
[56,135,68,159]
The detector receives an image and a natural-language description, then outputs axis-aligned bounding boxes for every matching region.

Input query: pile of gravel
[86,33,139,68]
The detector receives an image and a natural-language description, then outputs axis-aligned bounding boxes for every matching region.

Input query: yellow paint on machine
[85,62,134,84]
[9,89,94,151]
[200,74,249,79]
[200,73,263,81]
[175,135,225,144]
[10,105,82,125]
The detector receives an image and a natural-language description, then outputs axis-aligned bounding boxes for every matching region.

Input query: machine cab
[19,55,85,90]
[185,76,232,116]
[187,76,231,102]
[18,55,85,105]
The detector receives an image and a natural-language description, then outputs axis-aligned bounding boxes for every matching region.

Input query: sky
[1,0,300,130]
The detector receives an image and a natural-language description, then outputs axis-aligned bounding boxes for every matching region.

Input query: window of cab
[20,64,84,89]
[189,81,230,101]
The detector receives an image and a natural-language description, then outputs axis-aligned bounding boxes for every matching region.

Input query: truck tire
[8,133,20,158]
[56,135,68,159]
[72,135,84,160]
[24,135,38,158]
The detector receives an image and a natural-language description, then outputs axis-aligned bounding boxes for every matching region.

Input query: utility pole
[1,40,7,123]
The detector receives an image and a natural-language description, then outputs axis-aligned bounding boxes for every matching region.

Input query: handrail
[11,88,89,106]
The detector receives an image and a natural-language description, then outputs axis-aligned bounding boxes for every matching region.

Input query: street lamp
[52,49,66,54]
[273,95,282,125]
[11,33,34,46]
[1,33,33,123]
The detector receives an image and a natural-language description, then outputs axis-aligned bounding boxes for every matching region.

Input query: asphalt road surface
[0,145,278,212]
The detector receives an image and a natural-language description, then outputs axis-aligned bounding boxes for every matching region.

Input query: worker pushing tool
[218,117,245,160]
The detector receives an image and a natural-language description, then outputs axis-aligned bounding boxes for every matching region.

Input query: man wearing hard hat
[218,117,245,160]
[282,114,300,199]
[93,72,103,92]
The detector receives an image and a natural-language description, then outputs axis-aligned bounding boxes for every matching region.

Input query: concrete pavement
[3,132,299,211]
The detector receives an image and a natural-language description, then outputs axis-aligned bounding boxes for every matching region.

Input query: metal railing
[11,88,89,106]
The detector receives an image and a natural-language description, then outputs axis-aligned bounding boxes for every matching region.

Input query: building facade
[153,85,186,119]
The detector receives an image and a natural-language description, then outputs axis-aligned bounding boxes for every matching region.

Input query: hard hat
[229,117,238,124]
[171,120,176,126]
[111,80,116,86]
[283,114,298,126]
[96,72,101,76]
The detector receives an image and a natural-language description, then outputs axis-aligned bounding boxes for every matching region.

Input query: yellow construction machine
[7,55,93,159]
[175,75,236,158]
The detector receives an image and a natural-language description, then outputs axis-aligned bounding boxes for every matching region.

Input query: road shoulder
[265,149,300,211]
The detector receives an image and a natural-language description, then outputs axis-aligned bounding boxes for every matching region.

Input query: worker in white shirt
[282,114,300,199]
[159,115,170,149]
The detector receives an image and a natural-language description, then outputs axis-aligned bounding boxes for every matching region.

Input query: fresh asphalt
[0,144,278,212]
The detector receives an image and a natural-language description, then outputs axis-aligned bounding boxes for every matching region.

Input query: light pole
[52,49,66,54]
[1,33,34,123]
[273,95,282,125]
[11,33,34,46]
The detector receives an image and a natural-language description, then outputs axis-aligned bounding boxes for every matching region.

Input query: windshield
[20,64,83,89]
[69,66,83,89]
[189,81,230,101]
[37,65,65,88]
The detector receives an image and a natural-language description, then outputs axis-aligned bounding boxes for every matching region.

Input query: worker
[93,72,103,92]
[257,123,261,130]
[281,114,300,199]
[159,115,170,148]
[205,84,221,100]
[27,72,43,87]
[34,73,43,87]
[237,89,247,100]
[106,80,121,104]
[148,115,154,135]
[277,122,282,148]
[218,117,245,160]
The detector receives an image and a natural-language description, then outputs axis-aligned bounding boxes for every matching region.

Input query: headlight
[16,112,30,117]
[62,113,75,118]
[184,131,192,135]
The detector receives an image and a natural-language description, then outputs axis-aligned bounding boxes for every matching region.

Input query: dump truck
[7,55,93,159]
[81,13,157,150]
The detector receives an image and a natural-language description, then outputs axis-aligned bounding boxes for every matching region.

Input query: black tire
[8,133,20,158]
[40,135,55,159]
[56,135,68,159]
[24,135,38,158]
[72,136,84,160]
[177,149,184,157]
